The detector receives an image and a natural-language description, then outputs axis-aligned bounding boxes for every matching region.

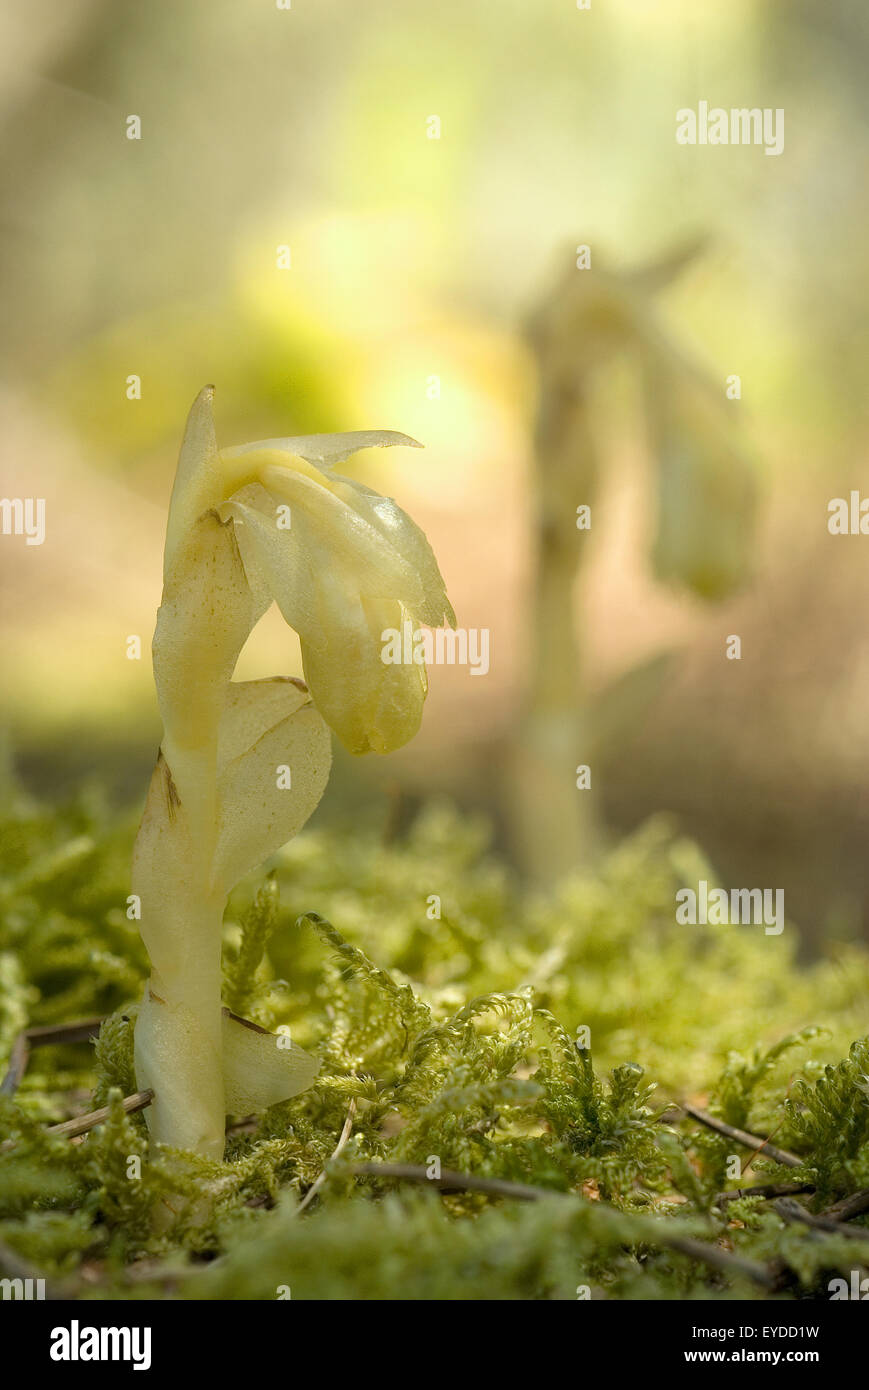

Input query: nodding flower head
[135,389,456,1161]
[167,388,455,755]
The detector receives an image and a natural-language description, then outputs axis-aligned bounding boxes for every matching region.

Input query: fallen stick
[0,1016,105,1095]
[774,1196,869,1242]
[681,1104,802,1169]
[348,1161,777,1288]
[350,1160,553,1202]
[821,1188,869,1223]
[0,1089,153,1152]
[715,1181,815,1206]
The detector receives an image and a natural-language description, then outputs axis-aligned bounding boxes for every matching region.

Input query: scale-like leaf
[217,677,311,770]
[212,695,331,893]
[221,1009,319,1113]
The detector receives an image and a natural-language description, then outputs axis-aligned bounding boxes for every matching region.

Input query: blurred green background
[2,0,869,944]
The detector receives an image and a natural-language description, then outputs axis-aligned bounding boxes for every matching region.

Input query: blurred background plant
[508,243,755,879]
[2,0,869,945]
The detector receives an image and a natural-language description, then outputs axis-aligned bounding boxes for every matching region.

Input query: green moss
[1,790,869,1299]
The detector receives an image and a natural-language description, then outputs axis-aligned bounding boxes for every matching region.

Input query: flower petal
[262,464,444,620]
[218,431,454,755]
[164,386,223,580]
[222,497,428,753]
[219,493,323,639]
[301,593,427,755]
[222,429,422,468]
[323,476,455,629]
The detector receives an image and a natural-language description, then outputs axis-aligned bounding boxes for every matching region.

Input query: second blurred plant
[507,245,756,880]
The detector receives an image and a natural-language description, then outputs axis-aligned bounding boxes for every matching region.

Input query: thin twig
[348,1161,775,1287]
[715,1182,815,1206]
[774,1197,869,1242]
[821,1189,869,1224]
[662,1233,778,1289]
[350,1161,554,1201]
[0,1089,153,1153]
[0,1015,104,1095]
[681,1104,802,1169]
[0,1035,29,1097]
[295,1098,357,1215]
[46,1089,153,1140]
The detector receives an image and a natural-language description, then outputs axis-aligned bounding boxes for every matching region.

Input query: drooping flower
[216,431,456,754]
[133,387,455,1162]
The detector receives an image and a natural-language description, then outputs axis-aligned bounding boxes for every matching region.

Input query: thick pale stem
[132,747,228,1157]
[506,374,600,879]
[133,504,257,1159]
[134,898,226,1160]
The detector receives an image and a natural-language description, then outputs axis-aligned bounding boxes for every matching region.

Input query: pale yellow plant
[133,387,454,1159]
